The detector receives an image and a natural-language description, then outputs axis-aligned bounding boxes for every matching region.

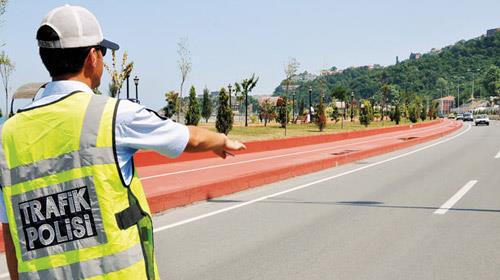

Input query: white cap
[37,4,119,50]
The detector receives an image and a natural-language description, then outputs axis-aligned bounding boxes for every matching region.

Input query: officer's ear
[86,48,100,68]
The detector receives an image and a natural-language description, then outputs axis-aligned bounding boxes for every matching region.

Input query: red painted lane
[139,120,462,213]
[134,120,443,167]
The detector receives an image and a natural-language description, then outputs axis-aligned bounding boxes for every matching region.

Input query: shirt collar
[22,80,94,110]
[35,80,94,100]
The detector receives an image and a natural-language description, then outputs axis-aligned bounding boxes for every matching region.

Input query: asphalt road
[0,121,498,279]
[151,121,500,280]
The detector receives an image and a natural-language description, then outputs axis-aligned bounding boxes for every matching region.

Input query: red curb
[134,120,442,167]
[146,121,462,214]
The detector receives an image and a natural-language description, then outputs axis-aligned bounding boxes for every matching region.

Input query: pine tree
[359,100,374,127]
[315,95,327,131]
[330,100,340,123]
[394,104,401,124]
[163,91,178,119]
[216,88,233,135]
[276,96,289,128]
[201,87,212,123]
[185,86,201,125]
[408,103,419,123]
[420,106,427,122]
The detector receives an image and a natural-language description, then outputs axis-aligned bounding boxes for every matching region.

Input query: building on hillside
[409,52,422,60]
[486,28,500,37]
[320,69,338,76]
[430,48,442,54]
[280,84,300,91]
[435,95,455,115]
[289,71,317,82]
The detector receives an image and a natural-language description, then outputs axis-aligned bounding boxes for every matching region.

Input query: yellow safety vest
[0,92,158,279]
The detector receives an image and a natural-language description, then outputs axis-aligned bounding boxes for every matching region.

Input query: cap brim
[100,39,119,50]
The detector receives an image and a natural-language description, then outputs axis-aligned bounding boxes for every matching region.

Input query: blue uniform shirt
[0,81,189,223]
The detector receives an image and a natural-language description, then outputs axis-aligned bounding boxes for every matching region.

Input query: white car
[474,114,489,126]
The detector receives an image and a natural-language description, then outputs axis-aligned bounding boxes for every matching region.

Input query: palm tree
[235,74,259,127]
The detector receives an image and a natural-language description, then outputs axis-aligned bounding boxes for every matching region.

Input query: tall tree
[104,50,133,97]
[216,88,233,135]
[201,87,213,123]
[177,37,192,122]
[235,74,259,127]
[0,51,14,117]
[283,57,299,134]
[185,86,200,125]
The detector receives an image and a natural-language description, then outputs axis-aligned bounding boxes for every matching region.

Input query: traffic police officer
[0,5,245,279]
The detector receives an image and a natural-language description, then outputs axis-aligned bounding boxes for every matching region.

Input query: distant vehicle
[463,112,473,122]
[447,113,455,119]
[456,113,464,121]
[474,114,489,126]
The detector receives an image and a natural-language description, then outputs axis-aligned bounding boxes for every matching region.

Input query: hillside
[274,31,500,107]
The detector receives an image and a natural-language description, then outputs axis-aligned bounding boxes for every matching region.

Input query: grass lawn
[198,118,430,142]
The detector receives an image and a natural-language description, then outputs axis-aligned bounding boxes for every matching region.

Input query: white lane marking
[495,150,500,159]
[154,124,470,233]
[434,180,478,215]
[0,273,9,279]
[143,122,454,180]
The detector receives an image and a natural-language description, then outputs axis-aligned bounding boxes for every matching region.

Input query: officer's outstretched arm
[184,126,246,159]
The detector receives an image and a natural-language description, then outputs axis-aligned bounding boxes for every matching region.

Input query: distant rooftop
[486,28,500,37]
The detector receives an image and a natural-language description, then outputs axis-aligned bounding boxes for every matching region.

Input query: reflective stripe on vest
[0,92,156,279]
[18,243,143,280]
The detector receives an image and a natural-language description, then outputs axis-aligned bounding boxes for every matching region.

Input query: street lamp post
[292,91,295,123]
[228,84,232,109]
[126,74,130,99]
[308,86,312,123]
[133,76,139,102]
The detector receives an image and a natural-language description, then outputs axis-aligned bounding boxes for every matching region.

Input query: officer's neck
[52,72,93,89]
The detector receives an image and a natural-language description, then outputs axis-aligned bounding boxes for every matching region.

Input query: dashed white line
[495,150,500,159]
[434,180,478,215]
[154,124,470,233]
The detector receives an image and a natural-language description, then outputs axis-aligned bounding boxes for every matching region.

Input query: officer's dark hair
[37,25,93,77]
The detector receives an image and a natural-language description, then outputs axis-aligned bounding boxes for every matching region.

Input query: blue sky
[1,0,499,111]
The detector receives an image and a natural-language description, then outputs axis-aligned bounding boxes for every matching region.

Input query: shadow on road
[207,198,500,214]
